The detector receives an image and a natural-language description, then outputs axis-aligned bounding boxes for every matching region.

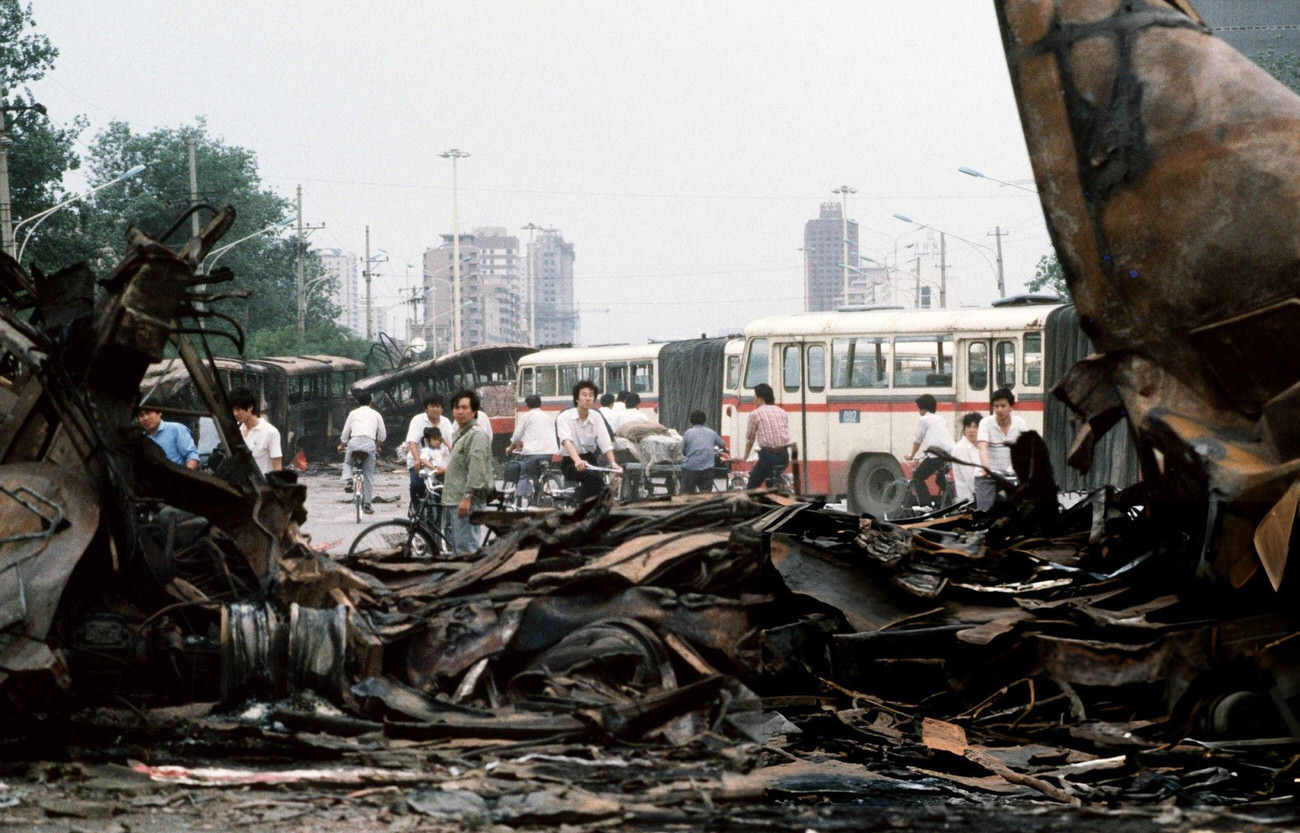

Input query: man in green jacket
[442,388,494,555]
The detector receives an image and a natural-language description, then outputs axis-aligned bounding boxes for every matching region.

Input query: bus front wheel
[848,456,903,518]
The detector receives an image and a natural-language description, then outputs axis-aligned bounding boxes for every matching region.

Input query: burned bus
[140,354,366,464]
[350,344,534,457]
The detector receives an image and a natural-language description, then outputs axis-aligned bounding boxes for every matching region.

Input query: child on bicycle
[415,426,448,527]
[419,426,448,477]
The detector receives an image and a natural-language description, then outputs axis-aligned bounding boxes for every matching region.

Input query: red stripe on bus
[735,400,1045,414]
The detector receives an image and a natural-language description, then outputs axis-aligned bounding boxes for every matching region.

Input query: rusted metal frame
[0,485,62,544]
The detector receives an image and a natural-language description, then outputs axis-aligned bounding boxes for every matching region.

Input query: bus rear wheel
[848,456,903,518]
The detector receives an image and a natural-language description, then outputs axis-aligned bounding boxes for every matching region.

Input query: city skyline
[30,2,1284,347]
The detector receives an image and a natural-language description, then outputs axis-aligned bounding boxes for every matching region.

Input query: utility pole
[939,232,947,310]
[188,137,201,239]
[1,100,47,258]
[521,222,542,346]
[989,226,1008,298]
[833,185,856,307]
[365,226,372,340]
[0,125,13,258]
[294,185,326,334]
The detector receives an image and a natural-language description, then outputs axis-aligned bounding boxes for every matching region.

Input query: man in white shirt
[229,387,282,475]
[506,394,558,503]
[904,394,953,507]
[617,391,651,431]
[605,390,628,433]
[338,391,386,513]
[404,395,454,508]
[976,388,1028,511]
[951,412,983,504]
[555,380,623,502]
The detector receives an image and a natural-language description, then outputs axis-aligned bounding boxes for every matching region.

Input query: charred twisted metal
[996,0,1300,589]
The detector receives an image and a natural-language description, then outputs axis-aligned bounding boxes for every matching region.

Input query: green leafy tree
[246,324,374,366]
[1026,252,1068,299]
[1,0,86,265]
[60,119,339,340]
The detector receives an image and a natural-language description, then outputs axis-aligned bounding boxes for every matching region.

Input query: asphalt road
[296,462,417,558]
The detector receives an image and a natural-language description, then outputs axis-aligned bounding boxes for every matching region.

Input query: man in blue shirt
[137,406,200,470]
[680,410,727,494]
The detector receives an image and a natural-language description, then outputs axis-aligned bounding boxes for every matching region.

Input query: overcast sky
[30,1,1053,345]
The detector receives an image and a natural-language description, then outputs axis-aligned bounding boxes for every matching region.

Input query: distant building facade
[421,227,525,353]
[316,248,361,337]
[530,229,577,347]
[804,202,861,311]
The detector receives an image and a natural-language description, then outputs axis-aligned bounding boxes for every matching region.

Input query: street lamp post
[202,216,295,274]
[440,149,470,352]
[521,222,543,346]
[417,254,472,354]
[958,166,1039,194]
[14,164,146,262]
[832,185,856,307]
[893,213,1001,307]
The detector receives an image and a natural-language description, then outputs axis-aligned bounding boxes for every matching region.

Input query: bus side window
[539,366,558,396]
[782,344,801,392]
[631,360,654,393]
[607,363,628,393]
[995,340,1017,389]
[559,365,580,394]
[832,337,888,388]
[893,334,951,388]
[726,355,741,390]
[1023,332,1043,387]
[743,338,770,389]
[519,367,534,396]
[968,342,988,391]
[807,344,825,391]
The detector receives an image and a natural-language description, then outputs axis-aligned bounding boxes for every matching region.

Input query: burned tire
[847,455,904,517]
[348,520,440,560]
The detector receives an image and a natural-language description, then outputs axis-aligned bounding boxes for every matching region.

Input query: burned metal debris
[998,0,1300,592]
[3,3,1300,827]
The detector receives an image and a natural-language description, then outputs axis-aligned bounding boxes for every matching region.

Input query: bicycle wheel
[349,520,439,560]
[354,475,364,524]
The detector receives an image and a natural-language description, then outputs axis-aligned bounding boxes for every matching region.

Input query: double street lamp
[14,164,147,262]
[202,216,296,273]
[440,148,470,352]
[893,213,1004,305]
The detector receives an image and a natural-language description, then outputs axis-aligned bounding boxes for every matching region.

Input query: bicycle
[348,469,451,560]
[881,459,957,520]
[347,449,369,524]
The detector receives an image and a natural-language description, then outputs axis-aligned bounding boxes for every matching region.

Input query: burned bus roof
[351,344,534,395]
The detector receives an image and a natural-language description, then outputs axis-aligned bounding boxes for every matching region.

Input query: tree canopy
[1,1,85,263]
[1025,252,1067,299]
[3,3,339,355]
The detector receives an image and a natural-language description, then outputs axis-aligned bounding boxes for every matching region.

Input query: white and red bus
[516,337,740,442]
[725,301,1065,515]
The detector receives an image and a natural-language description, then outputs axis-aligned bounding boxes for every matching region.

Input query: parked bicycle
[348,469,450,560]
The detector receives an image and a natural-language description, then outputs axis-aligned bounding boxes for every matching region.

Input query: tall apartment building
[316,248,362,337]
[804,203,861,311]
[421,227,525,353]
[530,229,577,347]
